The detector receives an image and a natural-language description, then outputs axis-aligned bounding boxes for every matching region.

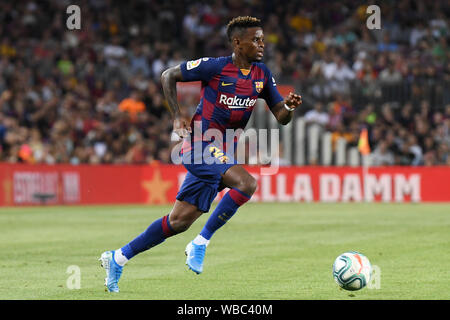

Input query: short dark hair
[226,16,261,42]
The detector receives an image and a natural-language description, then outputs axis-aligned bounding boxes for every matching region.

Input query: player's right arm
[160,65,191,138]
[161,57,220,138]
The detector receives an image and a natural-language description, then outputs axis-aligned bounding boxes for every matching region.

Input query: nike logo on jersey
[221,82,234,86]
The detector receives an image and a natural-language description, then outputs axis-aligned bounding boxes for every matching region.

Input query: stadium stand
[0,0,448,166]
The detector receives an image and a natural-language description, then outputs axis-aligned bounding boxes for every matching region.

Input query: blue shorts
[176,143,236,212]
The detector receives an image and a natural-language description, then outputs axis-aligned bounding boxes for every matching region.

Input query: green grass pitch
[0,203,449,300]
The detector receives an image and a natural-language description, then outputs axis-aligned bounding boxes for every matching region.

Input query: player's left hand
[285,92,302,110]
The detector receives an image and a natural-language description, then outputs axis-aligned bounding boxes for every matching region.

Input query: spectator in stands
[379,62,402,85]
[118,91,146,122]
[331,121,355,152]
[407,134,424,166]
[304,102,329,127]
[370,140,395,166]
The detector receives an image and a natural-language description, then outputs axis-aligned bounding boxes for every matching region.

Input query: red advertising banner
[1,163,449,206]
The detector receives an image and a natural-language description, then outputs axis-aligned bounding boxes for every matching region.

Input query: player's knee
[169,219,190,233]
[240,175,257,196]
[248,176,258,195]
[173,222,191,233]
[169,215,194,233]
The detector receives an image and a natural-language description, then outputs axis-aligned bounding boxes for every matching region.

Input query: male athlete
[100,16,302,292]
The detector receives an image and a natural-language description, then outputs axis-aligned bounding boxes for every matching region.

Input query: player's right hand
[173,117,191,139]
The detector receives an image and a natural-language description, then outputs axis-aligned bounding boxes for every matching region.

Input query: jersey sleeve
[259,68,284,109]
[180,57,219,82]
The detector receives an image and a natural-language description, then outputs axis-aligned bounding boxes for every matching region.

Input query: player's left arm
[260,69,302,125]
[270,92,302,125]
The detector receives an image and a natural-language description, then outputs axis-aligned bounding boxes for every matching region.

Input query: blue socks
[119,188,251,260]
[121,214,175,260]
[200,188,251,240]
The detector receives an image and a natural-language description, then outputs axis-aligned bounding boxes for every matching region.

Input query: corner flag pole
[358,128,371,202]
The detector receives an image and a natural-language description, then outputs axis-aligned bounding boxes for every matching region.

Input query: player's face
[239,27,265,62]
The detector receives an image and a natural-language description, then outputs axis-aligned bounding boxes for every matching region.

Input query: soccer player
[100,16,302,292]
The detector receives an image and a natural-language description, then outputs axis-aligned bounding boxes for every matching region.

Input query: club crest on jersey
[254,81,264,93]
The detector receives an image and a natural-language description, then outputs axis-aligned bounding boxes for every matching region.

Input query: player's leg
[119,200,202,261]
[186,164,256,274]
[198,164,256,241]
[100,200,202,292]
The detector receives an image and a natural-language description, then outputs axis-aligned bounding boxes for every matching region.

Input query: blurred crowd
[304,99,450,166]
[0,0,449,166]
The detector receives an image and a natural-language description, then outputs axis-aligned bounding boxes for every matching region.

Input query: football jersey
[179,55,283,154]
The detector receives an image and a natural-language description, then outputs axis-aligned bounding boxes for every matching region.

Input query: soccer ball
[332,251,372,291]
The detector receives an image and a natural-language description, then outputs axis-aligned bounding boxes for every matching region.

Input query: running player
[100,16,302,292]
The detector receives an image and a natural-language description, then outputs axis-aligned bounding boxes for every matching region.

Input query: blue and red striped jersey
[179,55,283,153]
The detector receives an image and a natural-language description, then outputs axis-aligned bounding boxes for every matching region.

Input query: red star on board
[141,163,173,204]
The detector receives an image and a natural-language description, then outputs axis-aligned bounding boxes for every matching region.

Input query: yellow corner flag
[358,128,371,155]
